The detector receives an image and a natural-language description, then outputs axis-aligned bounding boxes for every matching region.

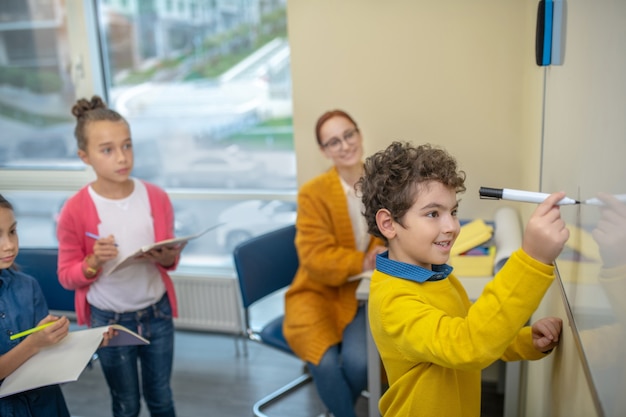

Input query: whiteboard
[541,1,626,416]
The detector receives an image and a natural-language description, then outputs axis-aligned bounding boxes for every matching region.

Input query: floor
[60,290,503,417]
[61,330,504,417]
[63,331,343,417]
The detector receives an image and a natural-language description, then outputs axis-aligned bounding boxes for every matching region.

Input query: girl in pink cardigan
[56,96,183,417]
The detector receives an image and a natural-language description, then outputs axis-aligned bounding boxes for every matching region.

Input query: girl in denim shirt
[0,194,71,417]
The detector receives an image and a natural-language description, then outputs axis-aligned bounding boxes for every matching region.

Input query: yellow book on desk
[451,219,494,257]
[449,245,496,277]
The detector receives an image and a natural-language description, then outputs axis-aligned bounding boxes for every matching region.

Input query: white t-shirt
[340,176,369,252]
[86,179,166,313]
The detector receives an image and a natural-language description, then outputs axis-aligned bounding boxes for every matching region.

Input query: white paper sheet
[0,325,148,399]
[106,223,224,274]
[493,206,522,272]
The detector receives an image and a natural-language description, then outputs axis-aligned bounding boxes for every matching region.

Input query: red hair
[314,109,358,145]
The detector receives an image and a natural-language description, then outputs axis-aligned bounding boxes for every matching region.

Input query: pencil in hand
[10,321,58,340]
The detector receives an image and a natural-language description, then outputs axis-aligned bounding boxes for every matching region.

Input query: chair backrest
[14,248,75,315]
[233,224,298,309]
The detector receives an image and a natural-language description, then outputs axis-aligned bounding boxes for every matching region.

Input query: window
[0,0,296,273]
[0,0,77,170]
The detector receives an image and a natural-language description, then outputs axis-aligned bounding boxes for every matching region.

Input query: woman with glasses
[284,109,386,417]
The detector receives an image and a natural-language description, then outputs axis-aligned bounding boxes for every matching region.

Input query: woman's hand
[363,245,387,271]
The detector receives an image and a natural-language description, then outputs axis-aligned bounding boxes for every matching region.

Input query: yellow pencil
[10,321,57,341]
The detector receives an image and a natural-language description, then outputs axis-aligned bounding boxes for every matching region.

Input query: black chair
[15,248,76,319]
[233,224,314,417]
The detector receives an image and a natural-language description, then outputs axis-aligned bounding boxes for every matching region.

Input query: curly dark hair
[72,95,128,151]
[357,141,466,242]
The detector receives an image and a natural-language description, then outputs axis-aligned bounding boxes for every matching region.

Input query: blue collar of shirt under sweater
[375,251,453,283]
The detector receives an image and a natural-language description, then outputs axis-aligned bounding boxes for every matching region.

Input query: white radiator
[172,274,244,335]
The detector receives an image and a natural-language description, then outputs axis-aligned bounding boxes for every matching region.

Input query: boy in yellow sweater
[357,142,568,417]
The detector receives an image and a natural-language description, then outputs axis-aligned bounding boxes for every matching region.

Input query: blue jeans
[90,294,176,417]
[307,305,367,417]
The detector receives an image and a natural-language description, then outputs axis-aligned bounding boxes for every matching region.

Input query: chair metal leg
[233,333,249,357]
[252,373,313,417]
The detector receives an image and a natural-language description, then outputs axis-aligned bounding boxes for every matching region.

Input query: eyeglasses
[321,128,360,152]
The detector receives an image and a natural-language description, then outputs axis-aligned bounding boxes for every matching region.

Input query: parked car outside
[9,123,75,155]
[216,199,297,252]
[164,146,266,189]
[131,139,163,183]
[1,125,79,169]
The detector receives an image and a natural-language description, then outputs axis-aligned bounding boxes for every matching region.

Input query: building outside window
[0,0,296,273]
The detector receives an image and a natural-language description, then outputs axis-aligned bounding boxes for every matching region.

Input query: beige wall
[287,0,543,221]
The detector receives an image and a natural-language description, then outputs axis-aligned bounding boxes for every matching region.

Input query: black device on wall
[535,0,553,66]
[536,0,565,66]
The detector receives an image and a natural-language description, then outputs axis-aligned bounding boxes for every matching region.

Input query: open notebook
[106,223,224,274]
[0,325,148,399]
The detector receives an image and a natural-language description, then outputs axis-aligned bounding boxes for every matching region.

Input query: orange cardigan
[283,167,384,365]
